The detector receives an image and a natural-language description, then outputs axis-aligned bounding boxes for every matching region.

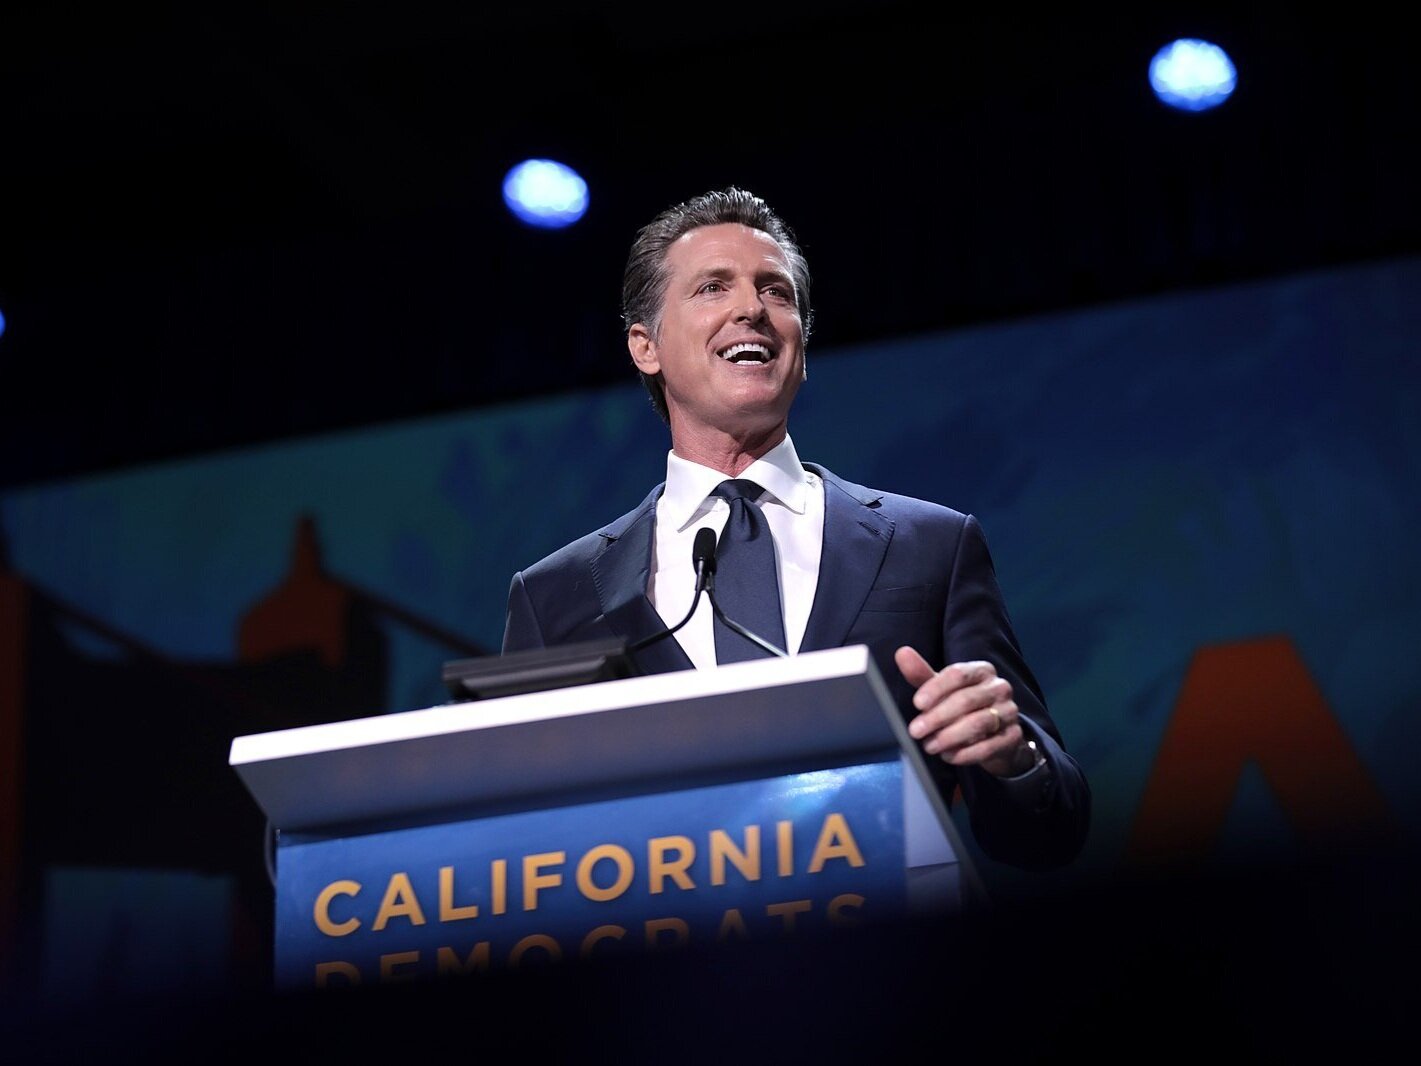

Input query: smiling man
[502,187,1089,871]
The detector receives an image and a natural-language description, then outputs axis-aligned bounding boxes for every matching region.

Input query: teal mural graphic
[2,254,1418,1001]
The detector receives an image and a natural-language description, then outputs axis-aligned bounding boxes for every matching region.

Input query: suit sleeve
[947,515,1091,871]
[502,571,548,653]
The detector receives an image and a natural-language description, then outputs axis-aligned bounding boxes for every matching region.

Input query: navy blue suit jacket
[502,464,1089,871]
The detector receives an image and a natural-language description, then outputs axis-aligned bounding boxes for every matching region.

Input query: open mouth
[717,342,772,364]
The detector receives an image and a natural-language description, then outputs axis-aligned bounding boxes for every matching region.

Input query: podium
[229,645,984,991]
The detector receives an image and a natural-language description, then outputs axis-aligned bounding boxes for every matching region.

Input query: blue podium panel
[276,759,912,990]
[233,647,985,990]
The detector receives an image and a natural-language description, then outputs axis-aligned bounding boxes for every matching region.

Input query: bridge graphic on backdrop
[0,514,491,989]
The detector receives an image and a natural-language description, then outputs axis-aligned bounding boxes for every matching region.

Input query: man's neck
[669,424,787,478]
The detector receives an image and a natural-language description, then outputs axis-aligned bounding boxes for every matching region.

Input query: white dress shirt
[648,435,825,670]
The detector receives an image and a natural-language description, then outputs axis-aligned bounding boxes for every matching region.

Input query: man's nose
[732,284,768,322]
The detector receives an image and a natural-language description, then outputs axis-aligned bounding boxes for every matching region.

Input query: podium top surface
[230,645,908,832]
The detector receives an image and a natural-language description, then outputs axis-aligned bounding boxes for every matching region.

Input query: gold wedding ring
[988,706,1002,734]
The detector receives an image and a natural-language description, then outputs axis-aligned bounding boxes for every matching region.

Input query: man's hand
[896,646,1032,777]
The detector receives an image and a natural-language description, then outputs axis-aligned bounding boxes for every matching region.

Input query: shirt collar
[662,434,812,532]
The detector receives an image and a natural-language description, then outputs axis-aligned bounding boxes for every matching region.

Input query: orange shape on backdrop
[238,515,351,669]
[1125,635,1395,867]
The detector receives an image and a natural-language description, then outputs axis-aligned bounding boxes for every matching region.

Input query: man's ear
[627,324,659,375]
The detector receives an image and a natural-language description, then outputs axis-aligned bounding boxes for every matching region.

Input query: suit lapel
[800,465,894,653]
[591,484,695,675]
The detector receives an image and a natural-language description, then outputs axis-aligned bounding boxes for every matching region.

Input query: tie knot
[713,479,766,505]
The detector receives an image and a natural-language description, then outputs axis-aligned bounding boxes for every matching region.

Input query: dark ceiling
[2,3,1417,491]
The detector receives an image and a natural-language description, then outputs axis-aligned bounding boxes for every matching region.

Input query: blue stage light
[0,307,6,339]
[502,159,589,229]
[1150,38,1237,112]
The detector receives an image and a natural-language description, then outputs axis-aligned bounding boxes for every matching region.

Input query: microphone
[692,526,717,593]
[700,529,788,659]
[627,528,718,653]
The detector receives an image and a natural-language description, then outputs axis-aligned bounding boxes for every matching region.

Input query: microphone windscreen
[693,527,717,572]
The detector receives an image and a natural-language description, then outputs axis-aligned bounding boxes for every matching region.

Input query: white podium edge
[229,644,985,905]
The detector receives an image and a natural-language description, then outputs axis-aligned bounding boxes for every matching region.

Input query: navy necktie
[711,479,787,663]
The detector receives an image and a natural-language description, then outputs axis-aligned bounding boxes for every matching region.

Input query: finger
[911,660,997,713]
[908,671,1006,741]
[894,646,936,688]
[921,697,1019,755]
[931,721,1023,765]
[949,723,1025,767]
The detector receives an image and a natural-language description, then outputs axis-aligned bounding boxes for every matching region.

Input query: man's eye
[699,281,725,294]
[764,285,791,299]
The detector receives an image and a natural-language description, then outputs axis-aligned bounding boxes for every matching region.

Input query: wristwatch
[1017,738,1047,774]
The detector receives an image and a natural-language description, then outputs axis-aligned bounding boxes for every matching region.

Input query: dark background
[3,5,1419,1056]
[2,2,1416,491]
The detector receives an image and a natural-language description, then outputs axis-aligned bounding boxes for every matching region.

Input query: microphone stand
[628,527,788,658]
[704,578,788,658]
[628,555,711,653]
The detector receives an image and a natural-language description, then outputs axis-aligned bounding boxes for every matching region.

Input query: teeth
[718,343,770,362]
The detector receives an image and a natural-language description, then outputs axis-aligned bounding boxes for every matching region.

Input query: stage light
[0,306,6,339]
[1149,38,1236,112]
[502,159,589,229]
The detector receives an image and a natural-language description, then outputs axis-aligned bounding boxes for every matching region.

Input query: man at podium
[503,187,1089,873]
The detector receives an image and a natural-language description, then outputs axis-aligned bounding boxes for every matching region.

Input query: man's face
[629,223,806,444]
